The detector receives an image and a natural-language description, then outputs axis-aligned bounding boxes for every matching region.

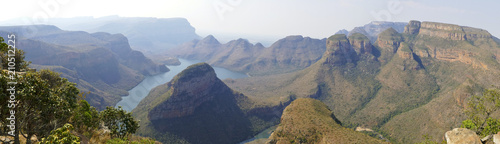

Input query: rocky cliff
[405,20,492,41]
[323,33,376,66]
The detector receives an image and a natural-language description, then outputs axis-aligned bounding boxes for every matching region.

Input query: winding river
[115,58,248,112]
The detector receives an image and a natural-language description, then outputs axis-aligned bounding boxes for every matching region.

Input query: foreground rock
[445,128,481,144]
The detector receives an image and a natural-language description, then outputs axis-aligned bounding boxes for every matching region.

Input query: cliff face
[404,20,421,35]
[323,34,376,66]
[404,20,492,41]
[349,33,373,54]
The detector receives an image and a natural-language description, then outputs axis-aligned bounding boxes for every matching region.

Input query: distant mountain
[269,98,387,144]
[171,35,326,76]
[0,25,168,110]
[132,63,291,144]
[33,16,201,54]
[226,20,500,143]
[336,21,407,42]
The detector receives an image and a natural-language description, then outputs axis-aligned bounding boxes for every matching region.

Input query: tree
[100,106,139,139]
[70,99,100,138]
[0,70,79,144]
[461,88,500,137]
[0,36,30,71]
[40,123,80,144]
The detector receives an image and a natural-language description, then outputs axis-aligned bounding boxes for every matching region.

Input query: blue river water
[115,58,248,112]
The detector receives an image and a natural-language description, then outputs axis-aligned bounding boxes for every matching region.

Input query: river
[115,58,248,112]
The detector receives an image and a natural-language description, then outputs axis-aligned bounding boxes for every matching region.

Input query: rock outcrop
[404,20,492,41]
[377,28,403,53]
[396,42,413,60]
[349,33,373,54]
[324,33,376,66]
[404,20,421,35]
[445,128,481,144]
[324,34,357,65]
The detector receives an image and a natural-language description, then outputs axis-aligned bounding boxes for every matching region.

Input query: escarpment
[405,20,492,41]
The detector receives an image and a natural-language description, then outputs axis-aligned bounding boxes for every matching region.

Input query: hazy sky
[3,0,500,41]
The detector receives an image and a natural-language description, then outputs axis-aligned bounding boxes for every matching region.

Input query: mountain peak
[171,62,216,83]
[200,35,220,45]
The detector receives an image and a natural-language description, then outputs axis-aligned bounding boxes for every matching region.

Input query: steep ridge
[0,25,168,109]
[171,35,326,76]
[269,98,387,144]
[132,63,290,144]
[226,20,500,143]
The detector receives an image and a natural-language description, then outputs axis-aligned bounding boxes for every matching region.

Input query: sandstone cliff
[404,20,492,41]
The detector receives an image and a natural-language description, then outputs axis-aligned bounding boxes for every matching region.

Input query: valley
[1,14,499,144]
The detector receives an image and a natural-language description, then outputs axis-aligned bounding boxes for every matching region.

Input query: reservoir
[115,58,248,111]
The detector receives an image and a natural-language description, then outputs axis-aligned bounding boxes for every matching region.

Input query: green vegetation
[461,88,500,137]
[0,37,30,71]
[269,98,387,144]
[101,106,139,139]
[40,124,80,144]
[348,33,370,41]
[328,34,348,41]
[0,37,150,144]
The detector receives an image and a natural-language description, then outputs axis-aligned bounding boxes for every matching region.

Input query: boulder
[445,128,481,144]
[493,132,500,144]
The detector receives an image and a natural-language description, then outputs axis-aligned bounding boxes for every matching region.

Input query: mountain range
[223,20,500,143]
[2,18,500,143]
[0,25,168,110]
[170,35,326,76]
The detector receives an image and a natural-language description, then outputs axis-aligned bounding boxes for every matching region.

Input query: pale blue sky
[3,0,499,41]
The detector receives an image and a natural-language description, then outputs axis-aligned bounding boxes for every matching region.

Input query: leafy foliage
[40,123,80,144]
[461,88,500,137]
[71,99,100,138]
[0,69,79,144]
[0,37,30,71]
[101,106,139,139]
